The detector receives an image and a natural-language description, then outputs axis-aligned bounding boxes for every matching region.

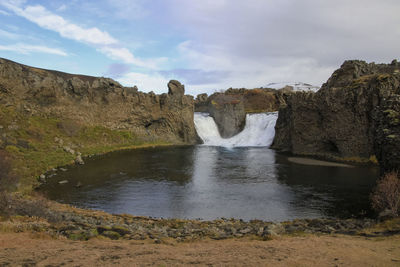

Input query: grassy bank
[289,151,379,166]
[0,105,171,193]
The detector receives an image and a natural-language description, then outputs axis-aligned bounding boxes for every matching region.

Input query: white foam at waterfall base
[194,112,278,147]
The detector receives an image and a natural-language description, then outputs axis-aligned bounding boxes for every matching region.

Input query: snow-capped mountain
[265,82,320,92]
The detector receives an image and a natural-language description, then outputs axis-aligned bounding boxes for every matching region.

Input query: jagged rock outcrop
[195,88,285,138]
[272,60,400,172]
[167,80,185,98]
[194,93,208,113]
[0,58,197,144]
[208,94,246,138]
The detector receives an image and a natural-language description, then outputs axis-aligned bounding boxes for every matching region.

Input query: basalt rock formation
[272,60,400,172]
[195,88,285,138]
[0,58,197,144]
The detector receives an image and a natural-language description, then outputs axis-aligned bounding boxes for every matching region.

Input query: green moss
[68,232,88,241]
[369,155,378,164]
[245,109,271,113]
[101,230,121,240]
[90,228,99,236]
[296,152,377,165]
[383,109,400,125]
[97,225,112,233]
[349,75,375,88]
[68,229,99,241]
[377,74,391,81]
[0,105,170,192]
[384,109,399,118]
[5,145,20,154]
[111,225,131,236]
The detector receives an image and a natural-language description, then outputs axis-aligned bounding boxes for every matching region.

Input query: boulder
[75,154,84,165]
[39,174,46,183]
[63,146,75,154]
[208,95,246,138]
[167,80,185,98]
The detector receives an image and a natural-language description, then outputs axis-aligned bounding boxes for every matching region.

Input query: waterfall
[194,112,278,147]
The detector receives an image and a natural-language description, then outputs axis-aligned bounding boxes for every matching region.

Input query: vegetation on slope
[0,105,169,192]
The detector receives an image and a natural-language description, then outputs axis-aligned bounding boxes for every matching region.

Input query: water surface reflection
[42,146,378,221]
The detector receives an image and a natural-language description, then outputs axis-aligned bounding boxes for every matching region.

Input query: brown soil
[1,233,399,266]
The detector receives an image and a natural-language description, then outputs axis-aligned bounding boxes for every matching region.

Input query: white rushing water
[194,112,278,147]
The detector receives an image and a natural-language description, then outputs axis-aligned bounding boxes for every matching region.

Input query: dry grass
[0,150,19,216]
[371,171,400,216]
[0,233,400,266]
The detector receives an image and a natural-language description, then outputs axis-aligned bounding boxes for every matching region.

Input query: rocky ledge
[272,60,400,173]
[4,195,399,242]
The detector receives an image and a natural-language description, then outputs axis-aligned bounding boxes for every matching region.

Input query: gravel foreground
[1,196,400,266]
[0,232,400,266]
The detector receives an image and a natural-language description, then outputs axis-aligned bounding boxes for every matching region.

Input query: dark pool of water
[41,146,379,221]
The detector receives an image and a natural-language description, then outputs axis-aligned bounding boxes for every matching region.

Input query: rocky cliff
[0,58,197,144]
[272,60,400,172]
[195,88,285,138]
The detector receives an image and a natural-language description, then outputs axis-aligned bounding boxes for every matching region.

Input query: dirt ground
[0,233,400,266]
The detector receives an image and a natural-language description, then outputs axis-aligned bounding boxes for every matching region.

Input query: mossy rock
[101,230,121,240]
[384,109,399,118]
[96,225,112,234]
[68,230,97,241]
[5,144,19,152]
[111,225,131,236]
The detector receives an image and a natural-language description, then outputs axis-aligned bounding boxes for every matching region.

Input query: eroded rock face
[208,94,246,138]
[272,60,400,172]
[167,80,185,98]
[0,58,198,144]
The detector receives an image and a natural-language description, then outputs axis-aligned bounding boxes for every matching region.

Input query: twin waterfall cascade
[194,112,278,147]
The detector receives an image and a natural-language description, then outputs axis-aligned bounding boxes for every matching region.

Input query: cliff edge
[272,60,400,172]
[0,58,197,144]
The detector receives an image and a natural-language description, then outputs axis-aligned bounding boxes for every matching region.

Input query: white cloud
[0,43,67,56]
[117,72,169,93]
[177,41,232,71]
[1,1,166,69]
[5,4,117,45]
[99,46,136,63]
[165,0,400,93]
[180,58,333,95]
[0,9,10,15]
[56,4,67,12]
[99,46,168,69]
[3,0,399,94]
[106,0,149,20]
[0,29,20,39]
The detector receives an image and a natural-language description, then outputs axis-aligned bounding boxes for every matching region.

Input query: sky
[0,0,399,95]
